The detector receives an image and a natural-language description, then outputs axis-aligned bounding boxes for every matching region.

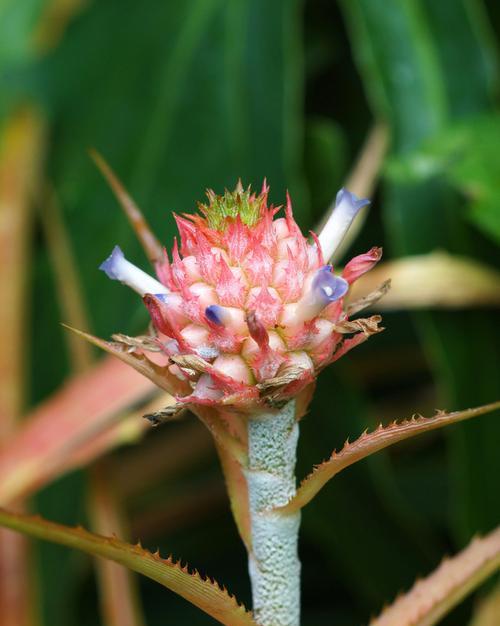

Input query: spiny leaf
[0,508,257,626]
[278,400,500,514]
[66,328,248,463]
[0,357,158,505]
[89,150,163,264]
[370,526,500,626]
[63,325,188,396]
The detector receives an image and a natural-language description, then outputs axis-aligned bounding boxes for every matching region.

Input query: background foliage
[1,0,499,624]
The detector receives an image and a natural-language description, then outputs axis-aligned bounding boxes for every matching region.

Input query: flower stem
[246,400,301,626]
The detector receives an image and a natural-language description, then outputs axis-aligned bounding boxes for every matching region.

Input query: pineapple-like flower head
[100,182,383,417]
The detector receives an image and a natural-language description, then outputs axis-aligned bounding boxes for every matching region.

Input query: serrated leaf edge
[278,400,500,514]
[0,508,257,626]
[369,526,500,626]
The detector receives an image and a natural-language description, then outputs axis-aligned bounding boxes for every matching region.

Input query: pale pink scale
[189,282,219,309]
[243,246,274,286]
[215,262,247,307]
[246,286,283,327]
[212,354,254,385]
[305,318,335,349]
[180,323,210,347]
[285,351,314,374]
[277,236,299,261]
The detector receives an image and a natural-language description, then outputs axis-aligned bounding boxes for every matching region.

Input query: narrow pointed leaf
[0,357,158,505]
[370,526,500,626]
[66,329,247,464]
[89,150,163,264]
[0,509,257,626]
[63,325,188,396]
[0,107,46,626]
[40,185,93,373]
[279,401,500,514]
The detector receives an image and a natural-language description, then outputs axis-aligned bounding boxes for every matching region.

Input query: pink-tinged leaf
[470,581,500,626]
[278,401,500,514]
[0,509,257,626]
[90,149,163,264]
[88,465,146,626]
[0,356,158,505]
[64,325,188,396]
[0,526,32,626]
[370,526,500,626]
[132,478,226,539]
[63,411,148,474]
[0,107,45,433]
[0,107,46,626]
[40,186,93,373]
[215,442,251,550]
[111,419,214,500]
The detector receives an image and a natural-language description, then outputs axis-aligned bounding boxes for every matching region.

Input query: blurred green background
[1,0,500,624]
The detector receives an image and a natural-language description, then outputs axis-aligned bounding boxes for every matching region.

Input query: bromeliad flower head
[100,182,383,414]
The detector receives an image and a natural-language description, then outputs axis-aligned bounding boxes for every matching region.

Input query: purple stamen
[205,305,224,326]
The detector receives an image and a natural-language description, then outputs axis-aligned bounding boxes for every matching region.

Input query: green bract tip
[199,181,264,230]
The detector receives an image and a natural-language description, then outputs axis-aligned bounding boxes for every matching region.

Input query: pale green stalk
[246,400,301,626]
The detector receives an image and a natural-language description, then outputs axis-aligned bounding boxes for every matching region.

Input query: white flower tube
[318,188,370,262]
[99,245,169,296]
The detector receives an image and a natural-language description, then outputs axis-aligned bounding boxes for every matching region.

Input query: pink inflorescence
[100,183,382,411]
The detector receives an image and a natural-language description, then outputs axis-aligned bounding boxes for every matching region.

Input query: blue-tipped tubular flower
[99,184,382,408]
[318,188,370,262]
[99,245,169,296]
[293,267,348,325]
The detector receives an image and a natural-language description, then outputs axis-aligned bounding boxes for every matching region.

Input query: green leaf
[370,526,500,626]
[342,0,500,543]
[0,508,257,626]
[280,400,500,514]
[386,114,500,245]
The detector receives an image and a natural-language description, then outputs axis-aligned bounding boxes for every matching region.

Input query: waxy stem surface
[246,401,301,626]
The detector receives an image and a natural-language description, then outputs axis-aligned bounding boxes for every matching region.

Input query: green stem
[246,400,301,626]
